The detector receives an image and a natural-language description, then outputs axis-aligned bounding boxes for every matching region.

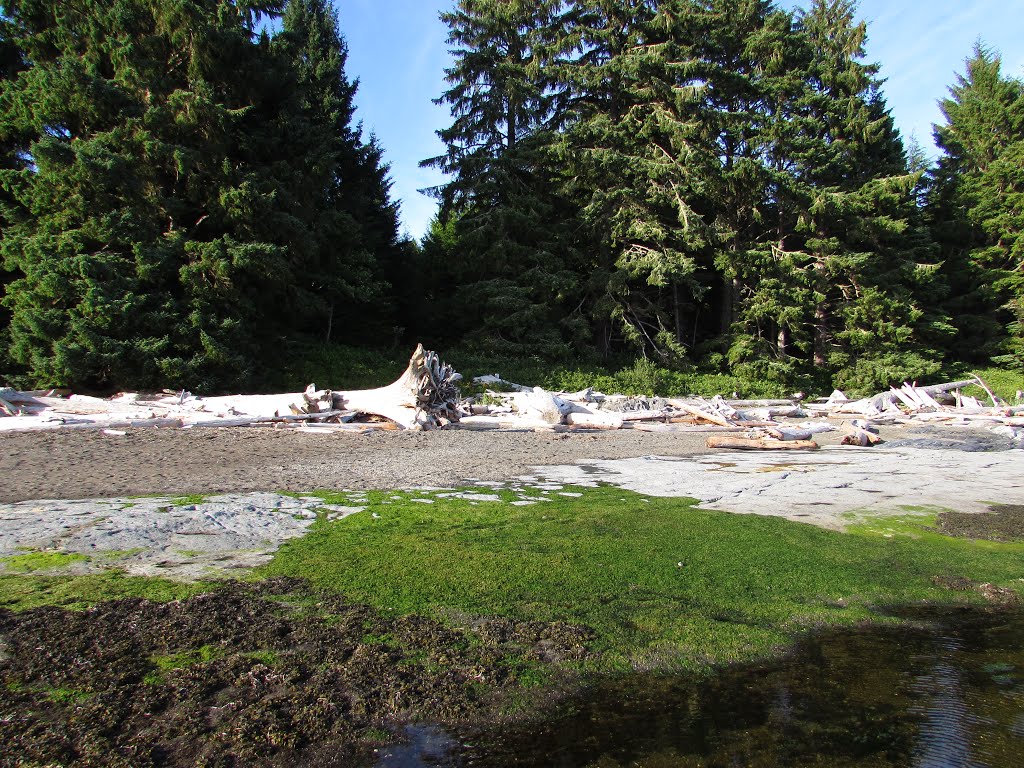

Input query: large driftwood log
[337,345,461,430]
[706,436,820,450]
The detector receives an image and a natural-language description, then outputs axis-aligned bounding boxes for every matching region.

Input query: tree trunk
[720,276,738,335]
[813,305,828,368]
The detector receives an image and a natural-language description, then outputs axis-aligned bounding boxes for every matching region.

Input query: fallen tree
[0,345,462,432]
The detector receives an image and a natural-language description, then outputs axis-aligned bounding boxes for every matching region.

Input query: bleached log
[970,374,1004,407]
[3,417,187,431]
[736,406,807,421]
[566,411,624,430]
[471,374,532,393]
[765,427,815,441]
[557,387,605,404]
[866,379,978,411]
[457,415,561,431]
[889,387,921,410]
[186,411,355,428]
[664,400,735,427]
[336,345,461,430]
[27,396,165,417]
[724,399,800,408]
[706,436,820,450]
[840,423,882,446]
[618,410,671,422]
[512,387,570,424]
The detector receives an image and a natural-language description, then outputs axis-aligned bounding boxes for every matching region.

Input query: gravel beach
[0,423,915,503]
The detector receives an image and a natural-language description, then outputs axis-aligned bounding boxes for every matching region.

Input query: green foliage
[274,342,410,390]
[1,551,88,573]
[0,571,214,611]
[421,0,956,389]
[145,644,224,685]
[261,486,1022,671]
[0,0,403,392]
[0,0,1016,390]
[421,1,588,358]
[930,44,1024,367]
[279,342,790,398]
[938,364,1024,404]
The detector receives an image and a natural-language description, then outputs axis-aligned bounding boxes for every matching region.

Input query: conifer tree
[552,0,711,362]
[424,0,586,357]
[0,0,302,389]
[0,0,403,390]
[0,13,26,374]
[728,0,947,392]
[275,0,401,346]
[931,44,1024,368]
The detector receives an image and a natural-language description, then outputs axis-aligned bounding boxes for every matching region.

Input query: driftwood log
[337,345,461,430]
[706,436,820,450]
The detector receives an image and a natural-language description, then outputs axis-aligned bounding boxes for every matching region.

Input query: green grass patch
[151,644,223,672]
[0,571,217,611]
[260,487,1024,672]
[145,644,224,685]
[44,686,92,704]
[170,494,209,507]
[1,551,89,573]
[244,649,281,666]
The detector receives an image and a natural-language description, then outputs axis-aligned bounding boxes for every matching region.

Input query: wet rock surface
[531,447,1024,529]
[0,493,363,580]
[0,578,593,768]
[885,425,1017,452]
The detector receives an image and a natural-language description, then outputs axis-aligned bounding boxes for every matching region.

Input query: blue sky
[336,0,1024,241]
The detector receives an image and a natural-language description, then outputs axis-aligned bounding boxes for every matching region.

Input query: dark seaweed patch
[0,577,592,767]
[937,504,1024,542]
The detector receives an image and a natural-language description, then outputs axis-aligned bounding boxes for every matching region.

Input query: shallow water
[379,608,1024,767]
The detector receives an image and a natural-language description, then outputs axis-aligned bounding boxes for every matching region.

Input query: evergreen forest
[1,0,1022,396]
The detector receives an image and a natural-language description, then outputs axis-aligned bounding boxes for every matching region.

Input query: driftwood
[0,345,461,432]
[859,379,980,412]
[566,411,624,430]
[337,345,461,430]
[706,436,820,450]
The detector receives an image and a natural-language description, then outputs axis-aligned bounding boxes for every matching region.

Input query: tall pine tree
[0,0,404,389]
[423,0,587,357]
[931,44,1024,369]
[551,0,713,362]
[274,0,402,347]
[0,0,300,389]
[727,0,947,392]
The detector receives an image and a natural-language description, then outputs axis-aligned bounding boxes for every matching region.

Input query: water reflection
[378,609,1024,767]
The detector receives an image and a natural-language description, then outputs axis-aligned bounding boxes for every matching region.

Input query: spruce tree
[274,0,401,347]
[931,44,1024,368]
[423,0,586,357]
[550,0,712,362]
[728,0,947,392]
[0,0,378,390]
[0,13,27,376]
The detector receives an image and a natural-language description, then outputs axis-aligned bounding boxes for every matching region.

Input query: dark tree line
[420,0,1023,392]
[0,0,409,391]
[1,0,1021,395]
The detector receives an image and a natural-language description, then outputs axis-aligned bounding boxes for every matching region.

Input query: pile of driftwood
[2,348,1020,449]
[460,379,841,449]
[457,373,1023,449]
[0,345,461,434]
